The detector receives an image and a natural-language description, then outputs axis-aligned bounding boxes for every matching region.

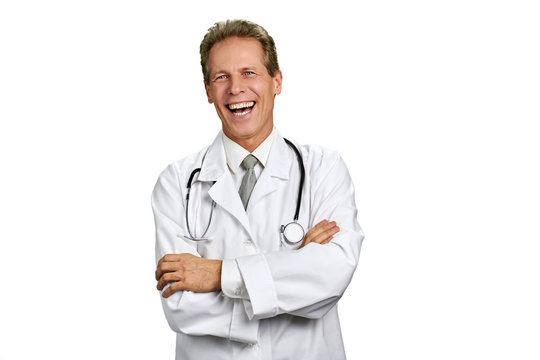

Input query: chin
[227,123,260,139]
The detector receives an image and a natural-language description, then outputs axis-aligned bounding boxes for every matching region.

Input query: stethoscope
[184,138,305,245]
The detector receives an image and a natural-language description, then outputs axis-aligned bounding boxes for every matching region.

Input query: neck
[224,125,273,153]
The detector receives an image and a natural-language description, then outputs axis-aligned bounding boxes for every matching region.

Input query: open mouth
[227,101,255,116]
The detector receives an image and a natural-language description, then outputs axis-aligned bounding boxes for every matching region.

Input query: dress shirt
[221,128,276,299]
[221,127,275,189]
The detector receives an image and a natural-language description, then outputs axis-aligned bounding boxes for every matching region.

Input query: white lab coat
[151,130,364,360]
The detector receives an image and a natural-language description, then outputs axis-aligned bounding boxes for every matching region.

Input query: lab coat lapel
[247,133,292,208]
[198,132,254,239]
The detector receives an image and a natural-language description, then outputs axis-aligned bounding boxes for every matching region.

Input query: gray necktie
[239,154,259,209]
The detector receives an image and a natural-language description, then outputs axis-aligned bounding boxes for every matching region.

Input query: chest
[186,169,312,259]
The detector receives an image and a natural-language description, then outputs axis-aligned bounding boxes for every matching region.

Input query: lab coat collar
[262,130,292,181]
[198,132,251,238]
[195,130,294,240]
[197,132,227,182]
[244,130,293,213]
[197,130,292,182]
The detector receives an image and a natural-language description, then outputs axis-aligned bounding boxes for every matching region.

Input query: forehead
[208,37,265,73]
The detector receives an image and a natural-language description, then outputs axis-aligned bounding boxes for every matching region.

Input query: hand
[155,254,222,298]
[299,220,340,249]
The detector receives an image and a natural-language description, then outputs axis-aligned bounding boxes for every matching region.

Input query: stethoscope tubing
[184,167,215,241]
[283,138,305,222]
[185,138,305,242]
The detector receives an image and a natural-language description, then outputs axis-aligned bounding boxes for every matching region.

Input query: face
[205,36,282,150]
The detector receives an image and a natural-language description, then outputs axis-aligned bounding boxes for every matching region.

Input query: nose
[228,75,245,96]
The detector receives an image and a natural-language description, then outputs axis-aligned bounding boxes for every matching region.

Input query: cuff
[236,253,278,320]
[221,259,249,300]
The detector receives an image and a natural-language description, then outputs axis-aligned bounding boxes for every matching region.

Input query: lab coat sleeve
[236,152,364,320]
[152,164,258,343]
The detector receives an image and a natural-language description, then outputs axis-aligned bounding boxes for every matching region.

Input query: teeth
[228,101,254,110]
[233,108,252,116]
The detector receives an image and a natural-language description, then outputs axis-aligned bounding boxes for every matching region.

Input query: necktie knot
[241,154,258,170]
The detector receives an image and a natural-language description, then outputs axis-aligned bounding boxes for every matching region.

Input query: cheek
[209,87,224,103]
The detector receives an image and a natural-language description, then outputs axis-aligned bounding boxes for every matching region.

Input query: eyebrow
[212,66,260,75]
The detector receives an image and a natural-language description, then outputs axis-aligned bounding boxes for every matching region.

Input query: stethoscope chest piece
[280,221,305,244]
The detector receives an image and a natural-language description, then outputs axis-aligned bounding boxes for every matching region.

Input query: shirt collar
[222,127,276,174]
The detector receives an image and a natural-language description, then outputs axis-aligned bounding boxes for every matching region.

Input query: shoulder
[278,131,348,174]
[154,146,210,188]
[291,142,355,192]
[298,143,345,172]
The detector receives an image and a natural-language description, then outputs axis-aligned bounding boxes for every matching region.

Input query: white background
[1,0,539,359]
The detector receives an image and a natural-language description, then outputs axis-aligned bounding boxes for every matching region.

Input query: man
[152,19,364,360]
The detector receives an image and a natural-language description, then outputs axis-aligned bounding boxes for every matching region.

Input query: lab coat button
[243,239,253,246]
[234,288,242,296]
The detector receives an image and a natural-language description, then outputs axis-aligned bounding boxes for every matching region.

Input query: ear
[273,70,283,95]
[204,81,213,104]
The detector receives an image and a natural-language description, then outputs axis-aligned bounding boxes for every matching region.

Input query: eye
[215,74,228,81]
[244,71,255,76]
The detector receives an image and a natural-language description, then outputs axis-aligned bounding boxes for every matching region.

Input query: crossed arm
[153,153,363,341]
[155,220,340,298]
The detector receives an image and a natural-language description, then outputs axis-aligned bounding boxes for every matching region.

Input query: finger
[155,262,178,281]
[158,254,184,266]
[320,237,333,245]
[312,219,329,228]
[156,265,163,281]
[310,224,339,244]
[309,219,329,234]
[300,220,332,248]
[156,254,173,280]
[309,221,336,241]
[162,281,184,298]
[157,254,186,274]
[157,272,183,291]
[320,227,340,245]
[157,275,178,291]
[303,220,330,243]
